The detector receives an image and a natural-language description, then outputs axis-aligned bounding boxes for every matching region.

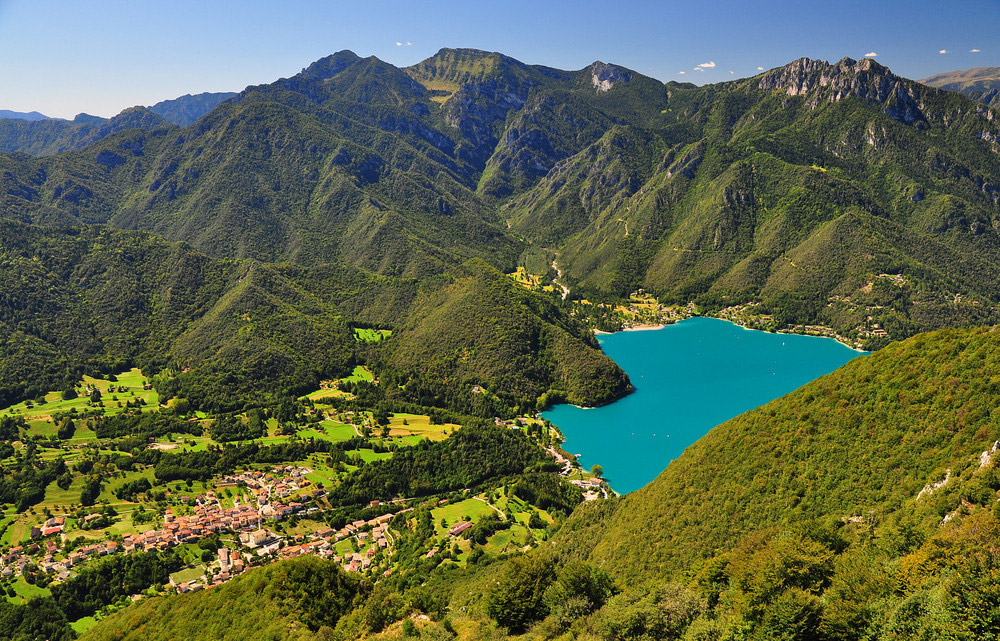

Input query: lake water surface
[541,317,863,494]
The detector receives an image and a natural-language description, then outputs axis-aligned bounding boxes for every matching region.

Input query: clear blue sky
[2,0,997,119]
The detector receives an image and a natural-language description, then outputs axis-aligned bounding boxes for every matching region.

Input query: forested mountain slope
[79,556,361,641]
[148,91,238,126]
[0,220,624,413]
[0,107,174,156]
[0,93,236,156]
[523,58,1000,342]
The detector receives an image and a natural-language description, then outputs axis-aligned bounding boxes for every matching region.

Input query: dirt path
[472,496,507,520]
[551,260,570,300]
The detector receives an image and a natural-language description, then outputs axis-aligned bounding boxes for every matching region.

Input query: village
[0,464,412,596]
[0,426,604,599]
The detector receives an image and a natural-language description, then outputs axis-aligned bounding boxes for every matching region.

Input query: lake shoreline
[594,315,868,353]
[594,322,667,335]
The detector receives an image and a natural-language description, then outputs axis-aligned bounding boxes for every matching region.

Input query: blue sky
[2,0,997,119]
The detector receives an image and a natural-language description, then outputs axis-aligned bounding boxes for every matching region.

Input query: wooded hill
[0,93,237,157]
[0,220,626,414]
[0,107,174,157]
[78,556,362,641]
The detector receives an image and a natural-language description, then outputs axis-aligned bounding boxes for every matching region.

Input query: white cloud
[396,41,403,46]
[406,41,412,46]
[729,70,734,74]
[696,61,716,69]
[757,66,764,71]
[939,49,948,54]
[971,48,981,53]
[678,71,686,75]
[692,67,705,72]
[864,51,878,57]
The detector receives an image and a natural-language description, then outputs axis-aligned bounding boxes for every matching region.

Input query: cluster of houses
[542,445,609,500]
[1,466,328,584]
[121,500,265,552]
[172,546,249,593]
[2,481,407,600]
[174,508,402,592]
[30,516,66,539]
[216,465,314,500]
[569,477,608,500]
[1,537,117,581]
[121,466,328,553]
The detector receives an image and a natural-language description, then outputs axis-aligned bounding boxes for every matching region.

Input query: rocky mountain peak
[293,50,362,83]
[589,61,630,92]
[759,56,926,125]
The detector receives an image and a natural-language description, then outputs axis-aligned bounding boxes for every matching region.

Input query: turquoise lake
[541,317,864,494]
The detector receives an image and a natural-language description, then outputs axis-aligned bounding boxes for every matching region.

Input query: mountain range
[0,92,236,156]
[0,110,51,121]
[0,48,998,414]
[922,66,1000,107]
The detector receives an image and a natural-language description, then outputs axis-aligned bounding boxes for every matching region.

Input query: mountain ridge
[921,65,1000,108]
[0,48,998,401]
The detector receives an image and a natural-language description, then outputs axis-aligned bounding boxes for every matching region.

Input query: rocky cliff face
[760,57,926,125]
[444,76,534,168]
[590,61,631,93]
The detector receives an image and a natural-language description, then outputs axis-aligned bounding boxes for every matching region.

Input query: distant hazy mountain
[0,105,174,156]
[921,66,1000,106]
[149,91,238,126]
[0,90,235,156]
[0,109,51,121]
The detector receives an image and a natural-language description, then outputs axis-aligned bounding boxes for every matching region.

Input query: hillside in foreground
[79,556,360,641]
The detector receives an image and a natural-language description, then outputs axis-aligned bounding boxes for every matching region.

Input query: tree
[57,418,76,440]
[485,554,556,633]
[56,473,72,491]
[590,464,604,478]
[167,397,190,415]
[80,477,103,507]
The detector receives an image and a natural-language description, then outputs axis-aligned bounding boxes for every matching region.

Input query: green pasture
[1,368,158,424]
[8,576,50,605]
[430,498,497,537]
[353,328,392,343]
[169,565,206,585]
[342,365,374,384]
[386,413,455,443]
[70,616,99,635]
